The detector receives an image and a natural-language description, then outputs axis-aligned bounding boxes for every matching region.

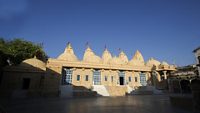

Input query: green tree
[0,38,48,67]
[0,38,10,68]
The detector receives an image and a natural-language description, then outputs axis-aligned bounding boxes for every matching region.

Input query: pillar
[163,71,167,80]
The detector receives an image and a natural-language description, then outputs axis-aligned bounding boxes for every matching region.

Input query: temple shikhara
[0,43,176,97]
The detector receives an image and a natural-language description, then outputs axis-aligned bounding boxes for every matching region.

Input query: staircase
[105,86,127,96]
[126,85,134,93]
[131,86,164,95]
[92,85,109,96]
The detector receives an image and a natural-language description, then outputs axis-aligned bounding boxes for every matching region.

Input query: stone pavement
[0,95,192,113]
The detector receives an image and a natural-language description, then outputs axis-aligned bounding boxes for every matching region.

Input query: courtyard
[0,95,191,113]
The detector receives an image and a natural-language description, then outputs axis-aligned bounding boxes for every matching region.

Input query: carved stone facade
[47,43,176,96]
[0,43,176,97]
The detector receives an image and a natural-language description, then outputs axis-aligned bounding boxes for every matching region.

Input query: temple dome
[129,50,145,66]
[118,51,129,64]
[20,57,46,71]
[102,48,112,64]
[83,47,102,63]
[161,61,169,66]
[57,43,78,61]
[146,58,161,66]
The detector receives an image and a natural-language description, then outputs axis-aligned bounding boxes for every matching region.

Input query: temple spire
[64,42,72,53]
[136,50,140,53]
[131,50,144,62]
[67,42,72,49]
[67,42,70,45]
[58,42,78,61]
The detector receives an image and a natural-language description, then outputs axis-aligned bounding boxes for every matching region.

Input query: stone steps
[130,86,164,95]
[92,85,110,96]
[105,86,127,96]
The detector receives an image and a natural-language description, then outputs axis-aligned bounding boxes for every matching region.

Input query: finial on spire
[86,42,89,48]
[66,42,72,49]
[104,44,107,50]
[118,48,121,52]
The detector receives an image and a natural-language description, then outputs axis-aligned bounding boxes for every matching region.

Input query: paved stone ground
[0,95,192,113]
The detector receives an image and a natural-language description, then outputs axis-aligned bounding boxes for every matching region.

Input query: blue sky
[0,0,200,66]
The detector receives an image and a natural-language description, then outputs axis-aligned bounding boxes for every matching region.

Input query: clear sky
[0,0,200,66]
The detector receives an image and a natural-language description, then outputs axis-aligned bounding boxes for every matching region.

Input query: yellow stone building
[0,43,176,97]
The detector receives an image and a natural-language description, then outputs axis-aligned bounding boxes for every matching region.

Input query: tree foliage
[0,38,48,68]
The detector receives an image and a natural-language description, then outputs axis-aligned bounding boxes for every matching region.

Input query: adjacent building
[193,47,200,76]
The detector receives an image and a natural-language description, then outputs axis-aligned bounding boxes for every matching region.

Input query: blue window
[119,71,125,77]
[77,75,80,81]
[62,68,73,85]
[140,73,147,86]
[93,70,101,85]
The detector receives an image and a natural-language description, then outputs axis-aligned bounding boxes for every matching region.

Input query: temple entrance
[60,67,73,97]
[119,77,124,85]
[119,71,125,85]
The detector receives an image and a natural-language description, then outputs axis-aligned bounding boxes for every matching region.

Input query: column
[163,71,167,80]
